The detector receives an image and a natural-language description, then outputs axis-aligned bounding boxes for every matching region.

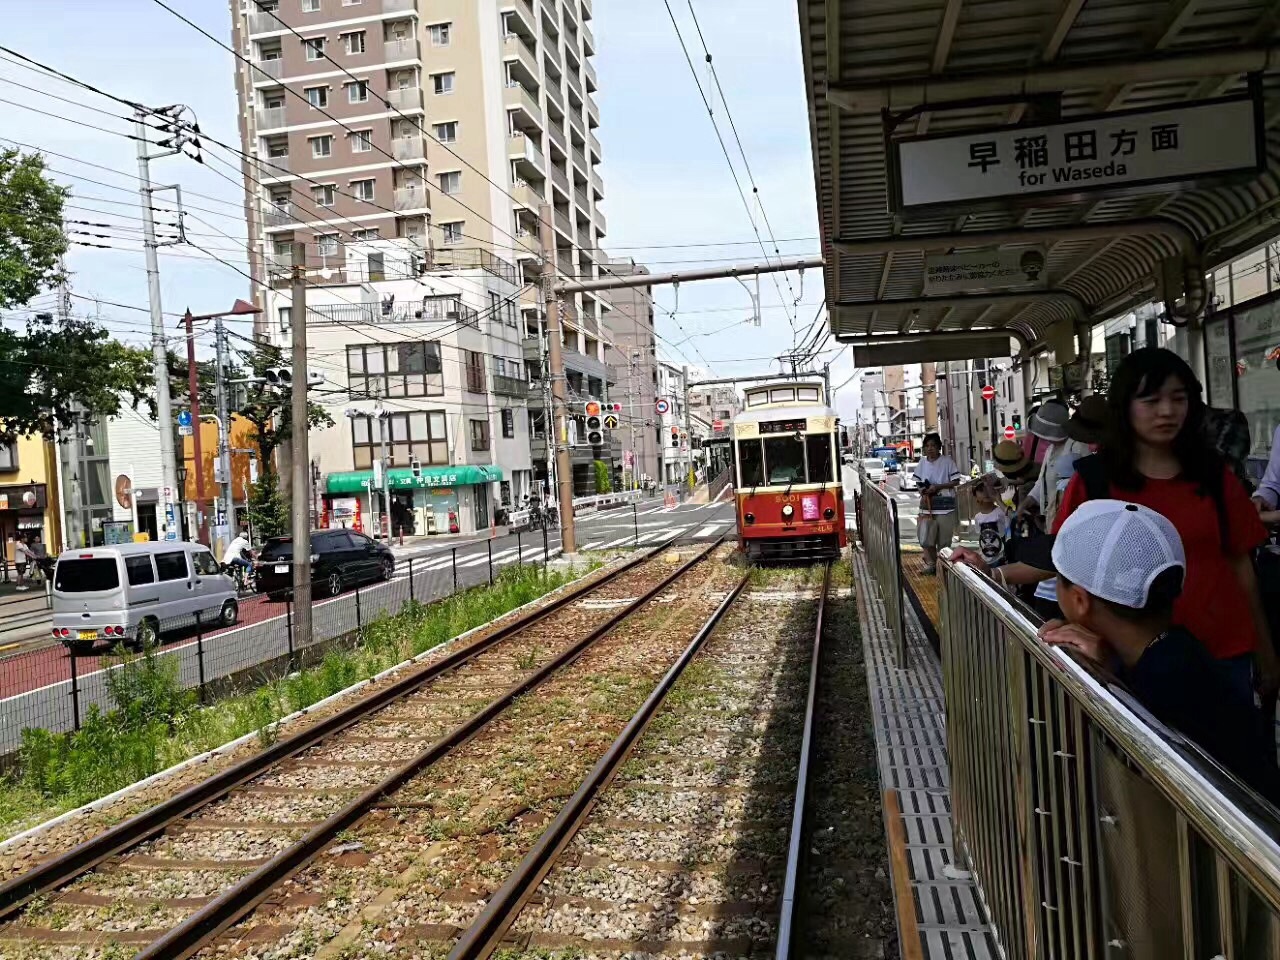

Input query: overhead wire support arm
[554,255,823,296]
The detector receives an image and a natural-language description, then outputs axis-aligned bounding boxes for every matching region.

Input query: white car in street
[898,463,920,490]
[860,458,886,484]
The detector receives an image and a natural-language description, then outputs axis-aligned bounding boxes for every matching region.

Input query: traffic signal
[586,415,603,446]
[670,426,680,448]
[1012,414,1023,430]
[264,367,292,388]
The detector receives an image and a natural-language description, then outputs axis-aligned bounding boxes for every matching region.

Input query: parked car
[255,529,395,602]
[860,458,886,484]
[52,542,238,654]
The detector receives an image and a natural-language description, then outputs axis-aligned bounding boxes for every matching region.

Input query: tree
[593,459,612,494]
[245,471,290,541]
[0,148,68,309]
[0,313,155,439]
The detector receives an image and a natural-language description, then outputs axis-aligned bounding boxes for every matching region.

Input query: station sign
[892,93,1263,211]
[924,247,1047,294]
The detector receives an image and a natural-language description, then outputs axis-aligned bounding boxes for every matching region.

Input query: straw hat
[993,440,1031,477]
[1029,399,1070,443]
[1067,394,1109,445]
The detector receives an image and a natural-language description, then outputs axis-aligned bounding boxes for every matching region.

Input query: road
[0,502,733,755]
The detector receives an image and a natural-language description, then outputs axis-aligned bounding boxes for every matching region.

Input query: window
[428,22,452,46]
[434,121,458,142]
[352,228,380,241]
[54,558,119,593]
[311,183,336,207]
[351,411,448,469]
[305,85,328,108]
[457,349,483,393]
[303,37,325,60]
[805,435,835,483]
[442,221,463,245]
[501,408,515,438]
[125,556,155,586]
[154,552,189,582]
[437,171,461,195]
[505,299,517,328]
[367,252,385,281]
[341,30,366,55]
[508,359,522,380]
[192,550,220,577]
[347,341,444,398]
[494,356,507,377]
[738,440,765,487]
[351,178,375,202]
[278,306,291,331]
[763,436,805,485]
[316,233,340,256]
[302,0,319,10]
[432,72,455,95]
[310,134,334,158]
[470,418,491,452]
[349,128,372,153]
[342,0,362,5]
[346,80,369,103]
[0,438,16,471]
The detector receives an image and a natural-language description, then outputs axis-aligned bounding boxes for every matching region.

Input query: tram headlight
[744,513,755,525]
[781,503,795,520]
[823,507,835,520]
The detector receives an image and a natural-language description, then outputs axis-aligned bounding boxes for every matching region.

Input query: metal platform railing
[856,466,907,667]
[939,555,1280,960]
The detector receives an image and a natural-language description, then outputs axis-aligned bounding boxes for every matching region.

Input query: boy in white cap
[1040,499,1280,802]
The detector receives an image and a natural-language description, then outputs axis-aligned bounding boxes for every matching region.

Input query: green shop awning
[326,465,503,495]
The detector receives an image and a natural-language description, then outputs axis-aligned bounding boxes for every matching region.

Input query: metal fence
[856,466,907,667]
[940,555,1280,960]
[0,529,566,758]
[955,477,978,541]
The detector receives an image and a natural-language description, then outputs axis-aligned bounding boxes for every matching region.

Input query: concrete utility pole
[377,401,391,539]
[183,310,207,544]
[135,110,180,542]
[538,204,577,555]
[289,241,312,651]
[214,318,236,536]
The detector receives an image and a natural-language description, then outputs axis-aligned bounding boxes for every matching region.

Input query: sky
[0,0,857,414]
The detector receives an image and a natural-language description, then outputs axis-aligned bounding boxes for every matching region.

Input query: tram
[731,380,847,562]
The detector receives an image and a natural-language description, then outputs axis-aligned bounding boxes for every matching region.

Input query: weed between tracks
[0,564,591,841]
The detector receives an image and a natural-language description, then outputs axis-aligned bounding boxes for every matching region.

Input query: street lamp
[181,299,263,545]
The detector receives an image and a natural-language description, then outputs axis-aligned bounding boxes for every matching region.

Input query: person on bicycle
[222,527,254,581]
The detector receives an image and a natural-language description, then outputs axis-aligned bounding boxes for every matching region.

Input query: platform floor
[851,548,999,960]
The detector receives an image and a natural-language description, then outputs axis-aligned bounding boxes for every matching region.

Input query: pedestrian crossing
[577,519,734,551]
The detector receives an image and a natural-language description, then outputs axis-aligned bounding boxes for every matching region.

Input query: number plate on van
[77,630,97,641]
[274,564,289,574]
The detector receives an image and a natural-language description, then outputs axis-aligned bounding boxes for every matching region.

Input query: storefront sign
[923,247,1048,294]
[0,484,46,512]
[325,465,504,496]
[893,94,1263,210]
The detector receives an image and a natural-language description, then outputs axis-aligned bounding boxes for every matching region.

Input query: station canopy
[798,0,1280,362]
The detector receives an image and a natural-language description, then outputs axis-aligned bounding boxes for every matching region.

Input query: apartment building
[229,0,609,514]
[602,258,659,487]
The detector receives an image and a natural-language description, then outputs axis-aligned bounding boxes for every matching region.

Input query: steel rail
[775,562,831,959]
[0,544,668,926]
[135,537,725,960]
[447,567,751,960]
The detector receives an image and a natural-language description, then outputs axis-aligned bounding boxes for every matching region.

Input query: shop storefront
[1204,293,1280,478]
[0,483,51,575]
[324,465,504,537]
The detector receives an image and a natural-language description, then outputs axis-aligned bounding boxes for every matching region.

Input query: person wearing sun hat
[1067,394,1108,448]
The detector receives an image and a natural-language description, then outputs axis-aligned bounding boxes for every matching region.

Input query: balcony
[587,94,599,127]
[252,58,283,83]
[391,136,427,161]
[386,87,423,112]
[246,10,280,35]
[492,374,527,399]
[505,0,537,39]
[582,19,595,55]
[542,32,561,66]
[574,185,589,212]
[503,81,543,131]
[384,38,420,62]
[589,167,603,199]
[263,202,298,229]
[584,58,597,91]
[571,145,588,176]
[503,34,539,87]
[256,105,286,130]
[553,206,574,240]
[384,0,416,11]
[551,164,570,198]
[545,78,564,114]
[589,129,601,160]
[265,250,293,275]
[594,206,606,236]
[511,179,544,211]
[560,296,579,327]
[394,185,430,212]
[565,68,582,101]
[259,153,291,178]
[509,131,546,179]
[546,120,566,156]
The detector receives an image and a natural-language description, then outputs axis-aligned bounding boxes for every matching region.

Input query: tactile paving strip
[851,549,1001,960]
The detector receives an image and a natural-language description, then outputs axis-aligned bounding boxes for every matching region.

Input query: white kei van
[51,542,239,653]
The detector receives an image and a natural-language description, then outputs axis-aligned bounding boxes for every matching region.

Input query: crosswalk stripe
[694,523,722,538]
[457,546,519,568]
[598,535,636,548]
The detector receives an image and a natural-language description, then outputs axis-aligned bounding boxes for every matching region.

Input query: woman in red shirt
[1052,348,1276,702]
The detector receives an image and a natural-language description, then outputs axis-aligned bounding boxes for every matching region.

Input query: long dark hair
[1101,346,1224,499]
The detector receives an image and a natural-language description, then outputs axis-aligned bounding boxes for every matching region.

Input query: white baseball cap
[1051,499,1185,609]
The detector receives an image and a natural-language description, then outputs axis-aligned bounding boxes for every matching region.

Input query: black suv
[255,529,395,601]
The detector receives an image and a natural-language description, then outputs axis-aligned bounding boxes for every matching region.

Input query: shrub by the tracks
[0,563,588,840]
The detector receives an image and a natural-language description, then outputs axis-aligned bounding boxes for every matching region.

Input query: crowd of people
[930,347,1280,803]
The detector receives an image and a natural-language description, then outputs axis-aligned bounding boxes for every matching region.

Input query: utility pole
[377,401,391,539]
[627,350,638,490]
[682,364,692,491]
[183,310,207,544]
[214,318,236,537]
[538,203,577,556]
[136,110,180,541]
[289,241,312,652]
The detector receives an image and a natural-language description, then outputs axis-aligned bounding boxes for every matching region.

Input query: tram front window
[739,439,766,487]
[764,436,806,484]
[806,434,834,483]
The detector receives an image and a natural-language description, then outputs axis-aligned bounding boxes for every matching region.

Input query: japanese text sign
[923,247,1048,294]
[893,95,1261,210]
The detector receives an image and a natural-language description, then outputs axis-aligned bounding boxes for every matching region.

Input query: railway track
[0,539,738,959]
[444,562,832,960]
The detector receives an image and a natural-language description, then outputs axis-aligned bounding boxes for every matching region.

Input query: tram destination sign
[892,93,1263,211]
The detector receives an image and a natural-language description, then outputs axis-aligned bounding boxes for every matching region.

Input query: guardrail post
[633,503,639,545]
[195,610,207,704]
[285,596,296,673]
[68,647,80,732]
[355,582,363,634]
[543,523,549,562]
[517,530,523,568]
[452,546,458,593]
[487,539,494,586]
[408,557,415,603]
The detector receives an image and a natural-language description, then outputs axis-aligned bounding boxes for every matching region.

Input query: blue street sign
[177,410,192,428]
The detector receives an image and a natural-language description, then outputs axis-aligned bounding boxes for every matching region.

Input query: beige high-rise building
[229,0,614,509]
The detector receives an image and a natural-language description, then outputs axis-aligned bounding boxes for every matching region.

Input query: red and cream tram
[732,381,847,562]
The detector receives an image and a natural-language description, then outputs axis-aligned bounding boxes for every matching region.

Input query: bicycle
[221,561,257,596]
